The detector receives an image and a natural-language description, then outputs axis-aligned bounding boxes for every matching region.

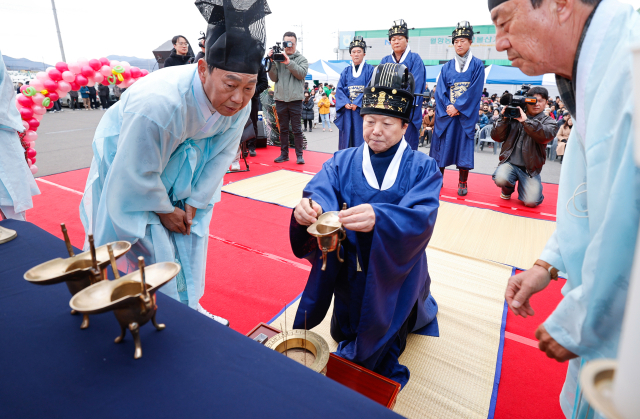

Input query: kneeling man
[290,63,441,387]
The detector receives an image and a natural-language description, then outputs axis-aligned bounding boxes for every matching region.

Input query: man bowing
[430,21,484,196]
[335,36,374,150]
[79,0,271,326]
[290,63,441,388]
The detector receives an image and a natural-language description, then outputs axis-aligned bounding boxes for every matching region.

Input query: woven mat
[271,247,512,419]
[220,170,555,269]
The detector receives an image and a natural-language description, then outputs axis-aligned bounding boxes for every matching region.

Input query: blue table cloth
[0,219,401,419]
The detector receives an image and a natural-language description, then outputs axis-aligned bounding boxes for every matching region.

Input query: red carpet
[25,146,565,418]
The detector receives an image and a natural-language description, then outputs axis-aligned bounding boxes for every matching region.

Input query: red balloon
[99,57,110,66]
[55,62,69,73]
[48,69,63,81]
[19,107,34,120]
[17,94,33,107]
[75,75,89,86]
[48,92,60,102]
[27,148,37,159]
[122,69,132,80]
[20,85,29,94]
[28,118,40,130]
[130,67,142,78]
[43,79,58,91]
[81,65,95,78]
[69,81,80,91]
[89,59,101,71]
[140,69,149,77]
[31,157,36,164]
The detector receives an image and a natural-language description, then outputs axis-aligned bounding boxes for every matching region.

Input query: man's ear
[553,0,574,25]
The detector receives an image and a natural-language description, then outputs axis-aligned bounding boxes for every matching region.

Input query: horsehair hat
[388,19,412,40]
[361,63,415,122]
[195,0,271,74]
[452,21,475,43]
[349,36,367,53]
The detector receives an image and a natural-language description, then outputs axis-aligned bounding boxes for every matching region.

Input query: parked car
[62,85,118,108]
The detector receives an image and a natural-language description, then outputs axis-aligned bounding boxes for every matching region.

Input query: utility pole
[51,0,66,62]
[293,24,304,55]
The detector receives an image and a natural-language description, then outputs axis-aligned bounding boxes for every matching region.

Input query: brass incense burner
[307,201,347,271]
[265,329,330,375]
[0,225,17,244]
[23,224,131,329]
[70,257,180,359]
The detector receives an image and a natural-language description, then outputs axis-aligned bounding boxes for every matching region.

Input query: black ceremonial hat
[452,21,474,43]
[361,63,415,122]
[195,0,271,74]
[349,36,367,53]
[388,19,410,41]
[488,0,509,10]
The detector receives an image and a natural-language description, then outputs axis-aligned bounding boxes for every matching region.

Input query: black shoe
[274,155,289,163]
[249,149,256,157]
[457,182,468,196]
[303,129,307,132]
[296,155,305,164]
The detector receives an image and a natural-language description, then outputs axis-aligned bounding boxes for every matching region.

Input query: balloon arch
[15,57,149,174]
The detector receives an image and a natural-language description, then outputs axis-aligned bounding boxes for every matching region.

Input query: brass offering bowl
[69,260,180,359]
[307,207,346,271]
[265,329,330,375]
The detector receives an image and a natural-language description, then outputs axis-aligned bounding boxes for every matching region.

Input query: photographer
[267,31,309,164]
[490,86,557,207]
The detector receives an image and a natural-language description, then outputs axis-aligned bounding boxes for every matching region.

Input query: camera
[500,84,537,119]
[271,41,293,62]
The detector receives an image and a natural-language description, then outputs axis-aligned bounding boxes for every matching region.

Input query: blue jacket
[80,86,90,98]
[477,113,489,130]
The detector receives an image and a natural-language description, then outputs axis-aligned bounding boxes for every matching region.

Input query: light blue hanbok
[537,1,640,417]
[0,52,40,220]
[80,64,249,308]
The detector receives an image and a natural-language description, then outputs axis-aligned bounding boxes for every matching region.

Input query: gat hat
[388,19,411,41]
[195,0,271,74]
[361,63,415,122]
[488,0,509,11]
[452,21,475,43]
[349,36,367,53]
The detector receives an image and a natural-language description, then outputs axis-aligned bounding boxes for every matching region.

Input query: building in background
[336,25,509,65]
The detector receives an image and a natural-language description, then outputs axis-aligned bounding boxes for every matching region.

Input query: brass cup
[69,262,180,359]
[307,212,346,271]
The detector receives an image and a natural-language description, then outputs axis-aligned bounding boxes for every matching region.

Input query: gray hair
[530,0,600,6]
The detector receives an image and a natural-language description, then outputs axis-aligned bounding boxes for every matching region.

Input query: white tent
[306,60,348,84]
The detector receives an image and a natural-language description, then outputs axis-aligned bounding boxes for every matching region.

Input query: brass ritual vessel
[70,258,180,359]
[307,201,347,271]
[0,225,18,244]
[23,224,131,329]
[265,329,330,375]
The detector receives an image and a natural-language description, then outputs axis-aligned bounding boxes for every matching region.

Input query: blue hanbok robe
[380,46,426,150]
[79,64,249,309]
[535,2,640,417]
[430,54,484,170]
[0,51,40,220]
[335,62,374,149]
[290,139,441,387]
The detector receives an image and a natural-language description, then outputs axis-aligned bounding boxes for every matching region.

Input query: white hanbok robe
[537,1,640,417]
[80,64,249,308]
[0,52,40,220]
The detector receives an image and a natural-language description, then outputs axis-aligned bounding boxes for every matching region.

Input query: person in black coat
[194,32,206,63]
[301,91,315,132]
[163,35,195,68]
[87,85,98,109]
[98,84,110,109]
[247,64,269,157]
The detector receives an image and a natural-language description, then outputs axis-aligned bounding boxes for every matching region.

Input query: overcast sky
[2,0,640,66]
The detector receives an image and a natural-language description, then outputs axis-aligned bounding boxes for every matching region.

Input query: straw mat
[221,170,556,269]
[270,247,512,419]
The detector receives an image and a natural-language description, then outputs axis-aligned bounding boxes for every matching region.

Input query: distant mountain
[3,56,53,71]
[106,55,158,72]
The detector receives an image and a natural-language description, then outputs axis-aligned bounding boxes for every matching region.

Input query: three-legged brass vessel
[307,203,347,271]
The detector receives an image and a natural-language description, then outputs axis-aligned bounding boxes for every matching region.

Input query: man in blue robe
[490,0,640,417]
[335,37,374,150]
[290,63,441,388]
[379,20,426,150]
[430,21,484,196]
[79,0,271,326]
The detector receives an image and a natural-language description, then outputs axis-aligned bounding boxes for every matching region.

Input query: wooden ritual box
[246,323,400,409]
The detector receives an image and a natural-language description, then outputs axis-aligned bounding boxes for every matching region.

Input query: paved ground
[34,110,562,184]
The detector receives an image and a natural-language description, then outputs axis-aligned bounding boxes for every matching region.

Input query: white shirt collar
[192,70,220,132]
[362,138,408,191]
[352,60,366,78]
[454,51,474,73]
[392,45,411,64]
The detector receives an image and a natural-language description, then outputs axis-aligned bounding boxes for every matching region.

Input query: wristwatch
[534,259,559,280]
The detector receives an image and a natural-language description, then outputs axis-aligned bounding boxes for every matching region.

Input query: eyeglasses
[176,42,189,46]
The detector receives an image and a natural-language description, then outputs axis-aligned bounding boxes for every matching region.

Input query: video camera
[500,84,537,119]
[271,41,294,62]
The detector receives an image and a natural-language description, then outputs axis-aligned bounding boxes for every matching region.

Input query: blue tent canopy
[484,65,543,85]
[425,65,443,83]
